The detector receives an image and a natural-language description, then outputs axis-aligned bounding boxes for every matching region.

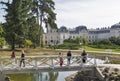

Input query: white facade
[44,23,120,45]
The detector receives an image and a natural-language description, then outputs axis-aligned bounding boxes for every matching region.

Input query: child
[59,52,63,67]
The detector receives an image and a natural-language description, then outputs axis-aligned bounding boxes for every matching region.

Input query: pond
[8,71,77,81]
[6,58,105,81]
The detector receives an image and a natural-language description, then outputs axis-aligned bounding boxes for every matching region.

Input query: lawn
[0,46,120,57]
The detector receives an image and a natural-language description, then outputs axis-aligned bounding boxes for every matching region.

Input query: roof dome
[111,23,120,29]
[58,26,68,32]
[76,25,87,31]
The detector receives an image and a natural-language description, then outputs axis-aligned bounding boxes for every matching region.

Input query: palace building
[44,23,120,45]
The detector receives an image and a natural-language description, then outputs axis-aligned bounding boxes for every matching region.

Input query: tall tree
[32,0,57,47]
[0,0,57,49]
[1,0,32,49]
[26,16,39,47]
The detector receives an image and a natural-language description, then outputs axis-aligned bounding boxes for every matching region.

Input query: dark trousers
[82,57,87,63]
[20,59,25,67]
[67,57,71,65]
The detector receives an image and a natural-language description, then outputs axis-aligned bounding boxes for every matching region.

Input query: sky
[0,0,120,29]
[54,0,120,29]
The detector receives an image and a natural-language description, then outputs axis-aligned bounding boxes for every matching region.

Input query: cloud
[0,0,120,29]
[55,0,120,28]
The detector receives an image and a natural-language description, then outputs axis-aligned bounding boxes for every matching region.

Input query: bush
[25,39,32,48]
[88,44,120,49]
[54,43,80,50]
[0,37,5,48]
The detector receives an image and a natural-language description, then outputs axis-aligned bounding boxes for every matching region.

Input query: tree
[1,0,33,49]
[116,37,120,45]
[79,37,88,45]
[109,37,117,44]
[75,37,80,44]
[1,0,57,49]
[26,16,39,48]
[32,0,57,47]
[0,25,3,35]
[0,25,5,48]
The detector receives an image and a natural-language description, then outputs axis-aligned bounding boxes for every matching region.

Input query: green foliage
[89,37,120,49]
[81,37,88,45]
[64,37,88,45]
[53,43,80,50]
[26,17,39,47]
[1,0,57,48]
[64,38,78,44]
[75,37,81,44]
[58,37,89,49]
[0,37,5,48]
[1,0,33,49]
[25,39,32,48]
[92,39,112,45]
[1,0,39,49]
[0,26,5,48]
[7,72,58,81]
[32,0,57,47]
[109,59,120,64]
[109,37,117,44]
[7,73,34,81]
[0,26,3,35]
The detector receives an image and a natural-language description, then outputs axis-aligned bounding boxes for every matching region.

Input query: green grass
[83,46,105,51]
[110,59,120,64]
[0,46,120,57]
[82,46,120,53]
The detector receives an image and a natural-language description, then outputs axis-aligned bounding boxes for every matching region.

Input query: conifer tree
[1,0,33,49]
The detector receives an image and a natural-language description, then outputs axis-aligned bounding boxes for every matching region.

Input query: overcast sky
[0,0,120,29]
[54,0,120,29]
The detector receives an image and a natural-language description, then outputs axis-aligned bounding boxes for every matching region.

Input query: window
[63,35,65,39]
[51,40,53,42]
[73,36,75,38]
[89,36,91,38]
[45,41,47,44]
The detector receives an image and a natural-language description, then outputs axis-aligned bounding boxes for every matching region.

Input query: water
[7,58,105,81]
[8,71,77,81]
[34,71,76,81]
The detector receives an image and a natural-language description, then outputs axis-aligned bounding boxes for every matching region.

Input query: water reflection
[8,71,76,81]
[8,73,34,81]
[7,72,59,81]
[34,72,58,81]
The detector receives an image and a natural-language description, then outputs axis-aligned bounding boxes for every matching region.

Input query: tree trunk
[12,36,15,50]
[39,10,43,47]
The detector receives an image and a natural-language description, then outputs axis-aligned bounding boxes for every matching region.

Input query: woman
[67,50,72,65]
[11,50,16,64]
[81,50,87,63]
[20,50,25,67]
[11,50,16,59]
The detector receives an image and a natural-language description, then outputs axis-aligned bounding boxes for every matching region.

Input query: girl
[59,52,63,67]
